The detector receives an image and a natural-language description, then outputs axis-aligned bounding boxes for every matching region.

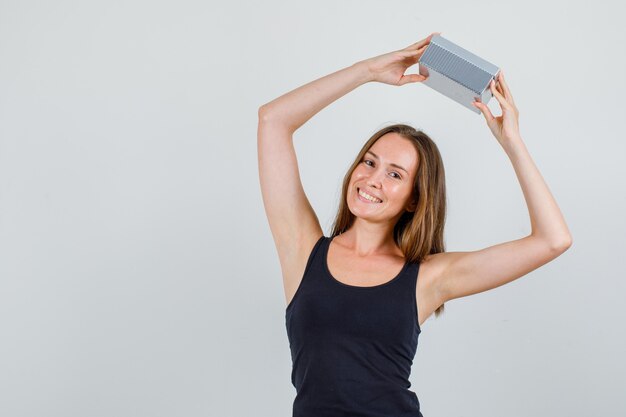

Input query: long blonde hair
[330,123,448,317]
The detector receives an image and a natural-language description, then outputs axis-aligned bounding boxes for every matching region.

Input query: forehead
[367,133,418,172]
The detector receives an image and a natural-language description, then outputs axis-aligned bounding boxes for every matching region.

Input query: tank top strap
[403,261,421,307]
[285,235,326,313]
[304,234,327,278]
[405,260,421,287]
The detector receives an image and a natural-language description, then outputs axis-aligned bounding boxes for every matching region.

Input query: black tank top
[285,235,424,417]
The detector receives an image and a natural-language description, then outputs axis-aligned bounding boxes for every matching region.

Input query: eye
[363,159,402,180]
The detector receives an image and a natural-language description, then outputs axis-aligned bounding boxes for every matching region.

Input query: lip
[357,187,383,203]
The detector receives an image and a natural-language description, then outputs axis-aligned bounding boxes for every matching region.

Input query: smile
[357,188,382,203]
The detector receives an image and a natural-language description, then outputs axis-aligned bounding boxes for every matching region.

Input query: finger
[399,46,425,58]
[497,71,516,106]
[495,79,505,98]
[399,44,428,59]
[398,73,427,85]
[493,74,506,99]
[490,78,510,110]
[472,100,494,123]
[404,32,440,51]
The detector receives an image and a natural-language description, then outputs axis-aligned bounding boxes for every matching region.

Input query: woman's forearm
[505,138,573,249]
[259,61,373,133]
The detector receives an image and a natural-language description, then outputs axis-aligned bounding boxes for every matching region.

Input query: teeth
[358,188,382,203]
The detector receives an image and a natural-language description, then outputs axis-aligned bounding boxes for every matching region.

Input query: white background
[1,1,624,416]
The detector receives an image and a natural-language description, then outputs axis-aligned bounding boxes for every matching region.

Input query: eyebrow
[365,151,408,174]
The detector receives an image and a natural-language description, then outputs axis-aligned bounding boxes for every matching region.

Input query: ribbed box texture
[418,35,500,114]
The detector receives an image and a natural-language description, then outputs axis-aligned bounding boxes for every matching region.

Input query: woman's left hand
[472,71,521,146]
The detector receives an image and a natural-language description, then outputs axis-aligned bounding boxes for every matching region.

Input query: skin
[258,32,573,326]
[341,133,419,258]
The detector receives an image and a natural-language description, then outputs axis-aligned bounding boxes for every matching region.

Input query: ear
[406,199,417,213]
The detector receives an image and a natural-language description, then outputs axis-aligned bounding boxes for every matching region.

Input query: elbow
[257,105,295,132]
[551,234,573,253]
[258,105,271,123]
[532,231,573,253]
[258,104,282,125]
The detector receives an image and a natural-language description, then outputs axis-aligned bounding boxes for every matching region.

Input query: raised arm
[257,34,437,305]
[257,62,371,258]
[258,33,437,130]
[432,71,573,304]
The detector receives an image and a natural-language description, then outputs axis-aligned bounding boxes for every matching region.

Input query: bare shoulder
[279,230,324,308]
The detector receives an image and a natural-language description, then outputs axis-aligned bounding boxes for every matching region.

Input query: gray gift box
[418,35,500,114]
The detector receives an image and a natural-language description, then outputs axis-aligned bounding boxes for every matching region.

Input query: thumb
[473,100,494,123]
[398,73,427,86]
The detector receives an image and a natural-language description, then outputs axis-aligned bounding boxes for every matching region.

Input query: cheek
[351,168,366,181]
[387,183,411,199]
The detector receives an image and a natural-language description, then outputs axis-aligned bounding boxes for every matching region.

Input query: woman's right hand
[361,32,440,86]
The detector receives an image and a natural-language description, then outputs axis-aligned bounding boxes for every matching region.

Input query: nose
[366,171,384,188]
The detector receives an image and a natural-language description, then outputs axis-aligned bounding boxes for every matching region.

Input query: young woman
[257,32,572,417]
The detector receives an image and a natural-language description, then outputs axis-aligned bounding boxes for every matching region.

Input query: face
[347,133,419,222]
